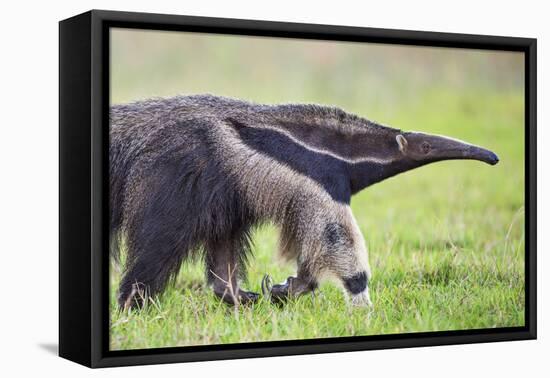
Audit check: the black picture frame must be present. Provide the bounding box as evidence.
[59,9,537,368]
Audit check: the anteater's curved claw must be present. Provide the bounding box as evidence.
[261,274,273,297]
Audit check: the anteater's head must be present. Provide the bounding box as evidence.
[349,127,499,194]
[395,132,499,166]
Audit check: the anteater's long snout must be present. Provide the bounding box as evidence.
[402,132,500,166]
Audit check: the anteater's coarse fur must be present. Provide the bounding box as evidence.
[110,94,499,308]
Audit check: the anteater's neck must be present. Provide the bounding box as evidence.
[349,158,423,194]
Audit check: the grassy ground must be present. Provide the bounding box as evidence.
[109,29,525,350]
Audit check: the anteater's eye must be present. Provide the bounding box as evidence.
[421,142,431,154]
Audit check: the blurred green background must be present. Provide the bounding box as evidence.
[110,28,525,350]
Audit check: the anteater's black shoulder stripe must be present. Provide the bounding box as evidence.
[226,117,353,204]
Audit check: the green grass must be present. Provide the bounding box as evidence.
[109,29,525,350]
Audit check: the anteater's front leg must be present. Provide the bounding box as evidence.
[265,205,372,306]
[321,214,372,307]
[205,234,259,305]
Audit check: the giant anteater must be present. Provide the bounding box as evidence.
[110,94,499,309]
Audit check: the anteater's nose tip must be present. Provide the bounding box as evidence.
[488,152,499,165]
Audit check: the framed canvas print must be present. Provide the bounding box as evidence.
[59,10,537,368]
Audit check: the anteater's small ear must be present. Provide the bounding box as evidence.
[396,134,408,153]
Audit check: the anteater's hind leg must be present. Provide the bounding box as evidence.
[117,170,193,310]
[205,230,259,305]
[118,232,186,310]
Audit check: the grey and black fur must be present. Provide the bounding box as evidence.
[110,94,499,309]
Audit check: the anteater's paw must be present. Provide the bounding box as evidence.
[237,290,260,304]
[261,274,291,304]
[350,289,373,308]
[270,284,291,304]
[119,282,148,311]
[214,288,260,305]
